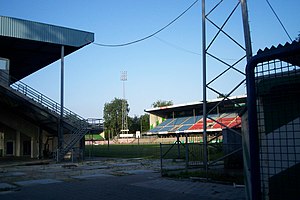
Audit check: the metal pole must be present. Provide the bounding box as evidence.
[120,71,128,135]
[60,45,64,122]
[176,133,180,159]
[56,148,59,163]
[71,148,74,163]
[202,0,208,172]
[160,143,163,175]
[241,1,256,199]
[108,129,110,150]
[58,45,64,161]
[185,134,189,170]
[240,0,253,62]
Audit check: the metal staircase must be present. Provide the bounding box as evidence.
[0,71,102,161]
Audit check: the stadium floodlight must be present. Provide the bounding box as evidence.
[201,0,252,172]
[120,71,129,136]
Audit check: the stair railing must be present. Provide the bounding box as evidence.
[0,71,102,160]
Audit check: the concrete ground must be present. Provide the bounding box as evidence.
[0,158,246,200]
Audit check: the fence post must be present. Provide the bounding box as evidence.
[56,148,59,163]
[160,143,163,176]
[185,134,189,170]
[176,134,180,159]
[71,148,74,163]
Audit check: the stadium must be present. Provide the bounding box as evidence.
[145,95,245,138]
[0,16,102,161]
[0,6,299,199]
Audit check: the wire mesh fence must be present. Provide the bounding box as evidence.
[160,141,243,175]
[255,60,300,199]
[246,43,300,200]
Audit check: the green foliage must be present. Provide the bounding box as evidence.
[217,93,228,98]
[103,98,129,137]
[152,100,173,108]
[296,33,300,42]
[85,134,104,141]
[128,115,140,134]
[140,114,150,132]
[103,98,150,137]
[127,114,150,133]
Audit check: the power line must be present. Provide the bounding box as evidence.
[92,0,199,47]
[154,36,201,56]
[265,0,293,42]
[154,36,238,61]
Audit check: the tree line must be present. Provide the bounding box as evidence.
[103,98,173,139]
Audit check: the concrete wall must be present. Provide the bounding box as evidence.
[0,106,52,158]
[222,127,243,169]
[149,113,163,129]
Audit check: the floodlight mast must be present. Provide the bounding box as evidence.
[201,0,252,175]
[120,71,129,136]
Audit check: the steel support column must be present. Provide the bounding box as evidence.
[241,0,253,62]
[58,45,64,161]
[201,0,252,173]
[202,0,208,172]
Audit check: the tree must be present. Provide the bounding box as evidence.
[128,115,140,134]
[296,33,300,42]
[103,98,129,138]
[217,93,228,98]
[140,114,150,132]
[128,114,150,134]
[152,100,173,108]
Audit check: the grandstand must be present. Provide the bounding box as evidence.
[145,95,246,136]
[0,16,102,161]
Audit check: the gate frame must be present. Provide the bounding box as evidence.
[246,41,300,200]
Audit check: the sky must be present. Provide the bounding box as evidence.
[0,0,299,119]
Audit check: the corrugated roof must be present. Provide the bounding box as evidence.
[0,16,94,82]
[0,16,94,47]
[256,41,300,66]
[145,95,247,115]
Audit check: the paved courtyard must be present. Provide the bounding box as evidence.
[0,158,246,200]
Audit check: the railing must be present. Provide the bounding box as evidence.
[87,118,103,130]
[14,82,86,125]
[0,71,103,160]
[0,71,103,126]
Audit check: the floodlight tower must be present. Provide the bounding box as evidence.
[120,71,129,135]
[201,0,252,171]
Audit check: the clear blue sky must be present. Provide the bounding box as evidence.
[1,0,299,118]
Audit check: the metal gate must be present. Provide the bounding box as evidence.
[246,41,300,200]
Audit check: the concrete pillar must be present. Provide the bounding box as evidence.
[16,131,20,157]
[38,128,43,159]
[31,137,34,158]
[0,132,4,156]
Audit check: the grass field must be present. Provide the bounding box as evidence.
[84,143,224,161]
[85,144,163,159]
[84,143,243,183]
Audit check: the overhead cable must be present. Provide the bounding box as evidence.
[93,0,199,47]
[154,36,201,56]
[265,0,292,42]
[155,36,238,61]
